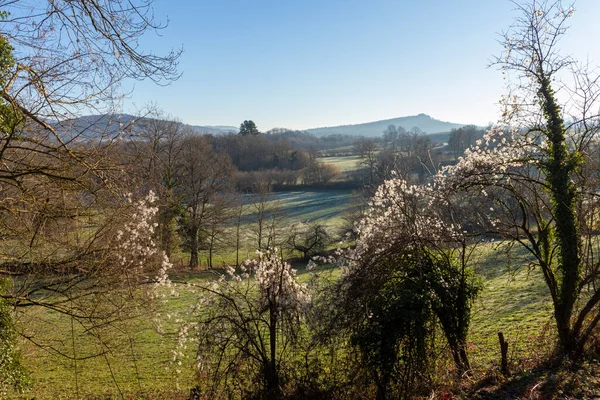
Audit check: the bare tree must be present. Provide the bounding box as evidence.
[250,177,271,251]
[0,0,181,380]
[175,135,235,269]
[234,197,245,267]
[1,0,180,125]
[124,108,186,257]
[287,222,330,261]
[301,161,341,185]
[204,193,238,269]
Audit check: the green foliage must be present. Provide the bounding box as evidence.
[351,256,435,399]
[238,119,260,136]
[0,35,14,83]
[348,248,480,399]
[425,249,481,373]
[0,32,27,396]
[0,34,21,133]
[14,241,583,397]
[0,279,28,394]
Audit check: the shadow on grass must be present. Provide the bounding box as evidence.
[470,359,600,399]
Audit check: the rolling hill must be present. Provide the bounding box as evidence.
[51,114,238,140]
[305,113,466,137]
[51,113,470,143]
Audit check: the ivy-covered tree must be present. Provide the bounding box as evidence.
[438,0,600,360]
[329,176,481,398]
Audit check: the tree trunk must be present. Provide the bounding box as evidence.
[189,226,199,269]
[208,234,214,269]
[257,218,263,250]
[539,74,581,358]
[265,303,280,398]
[236,213,241,267]
[375,379,388,400]
[450,340,471,376]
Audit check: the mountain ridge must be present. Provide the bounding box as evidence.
[305,113,467,137]
[51,114,239,138]
[52,113,470,139]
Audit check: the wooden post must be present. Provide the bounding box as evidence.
[498,331,510,376]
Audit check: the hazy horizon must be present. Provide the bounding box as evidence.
[121,0,600,131]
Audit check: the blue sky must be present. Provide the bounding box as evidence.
[123,0,600,131]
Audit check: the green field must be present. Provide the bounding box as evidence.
[316,155,363,173]
[259,189,355,225]
[177,189,357,268]
[11,238,562,399]
[468,242,555,369]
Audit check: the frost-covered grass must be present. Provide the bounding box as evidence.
[182,189,356,267]
[12,241,558,398]
[265,189,355,226]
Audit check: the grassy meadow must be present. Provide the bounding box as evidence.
[6,159,590,398]
[13,240,561,398]
[316,155,362,173]
[175,189,357,268]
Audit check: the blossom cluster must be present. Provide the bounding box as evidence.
[246,248,310,313]
[436,125,538,191]
[113,191,172,285]
[343,124,543,273]
[351,176,458,264]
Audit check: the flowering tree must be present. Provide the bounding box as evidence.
[0,0,179,379]
[182,249,309,398]
[329,175,481,398]
[433,0,600,360]
[7,191,172,330]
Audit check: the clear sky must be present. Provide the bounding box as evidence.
[123,0,600,131]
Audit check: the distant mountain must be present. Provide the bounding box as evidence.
[188,124,238,135]
[53,113,469,142]
[306,114,466,137]
[51,114,239,139]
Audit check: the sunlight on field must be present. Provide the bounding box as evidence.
[468,242,554,371]
[168,189,357,269]
[14,241,558,398]
[316,155,363,173]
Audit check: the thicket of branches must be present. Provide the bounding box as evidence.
[0,0,180,391]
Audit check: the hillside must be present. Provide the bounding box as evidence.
[306,113,466,137]
[53,113,471,144]
[53,114,238,139]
